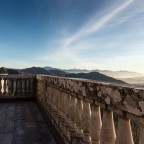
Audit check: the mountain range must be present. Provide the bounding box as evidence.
[65,72,125,84]
[0,67,24,74]
[43,66,144,78]
[1,66,144,84]
[0,66,126,84]
[43,66,144,84]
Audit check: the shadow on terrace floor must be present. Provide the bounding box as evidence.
[0,101,58,144]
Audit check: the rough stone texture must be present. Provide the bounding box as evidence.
[36,75,144,144]
[0,101,57,144]
[36,75,144,118]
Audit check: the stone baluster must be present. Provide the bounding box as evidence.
[45,86,50,108]
[50,87,55,115]
[58,90,65,131]
[46,86,51,113]
[46,86,53,112]
[74,98,83,143]
[57,89,63,126]
[37,80,42,101]
[36,80,39,97]
[39,80,44,102]
[17,79,21,96]
[55,89,61,111]
[139,125,144,144]
[12,79,16,96]
[57,89,61,110]
[61,92,67,136]
[58,91,65,132]
[15,79,18,96]
[100,110,116,144]
[69,96,78,143]
[30,79,34,97]
[61,91,67,115]
[26,79,30,96]
[43,80,47,109]
[50,87,58,125]
[116,117,134,144]
[7,78,12,96]
[70,96,76,122]
[3,77,7,96]
[53,88,57,112]
[0,77,2,96]
[54,88,60,125]
[90,105,102,144]
[22,78,25,96]
[55,89,61,127]
[82,101,91,144]
[66,93,71,118]
[65,93,72,142]
[54,88,61,124]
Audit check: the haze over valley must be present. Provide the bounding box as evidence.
[1,66,144,85]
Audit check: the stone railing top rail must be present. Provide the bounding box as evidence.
[0,74,35,79]
[37,75,144,123]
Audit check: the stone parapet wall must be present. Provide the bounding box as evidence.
[36,75,144,144]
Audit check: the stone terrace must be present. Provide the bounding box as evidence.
[0,74,144,144]
[0,101,57,144]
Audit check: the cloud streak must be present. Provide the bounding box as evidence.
[64,0,134,46]
[36,0,144,72]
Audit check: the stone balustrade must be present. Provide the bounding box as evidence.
[1,74,144,143]
[36,75,144,144]
[0,74,35,97]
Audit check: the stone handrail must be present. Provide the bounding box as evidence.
[36,75,144,144]
[0,74,35,97]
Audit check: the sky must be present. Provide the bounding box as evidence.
[0,0,144,72]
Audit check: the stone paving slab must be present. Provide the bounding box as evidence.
[0,101,57,144]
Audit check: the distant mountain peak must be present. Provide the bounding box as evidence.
[65,71,126,84]
[0,67,24,74]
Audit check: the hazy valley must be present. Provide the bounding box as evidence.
[1,66,144,85]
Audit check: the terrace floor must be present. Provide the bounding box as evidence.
[0,101,58,144]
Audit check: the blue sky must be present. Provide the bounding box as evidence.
[0,0,144,72]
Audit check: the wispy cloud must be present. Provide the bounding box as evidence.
[36,0,144,71]
[107,0,144,28]
[64,0,134,46]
